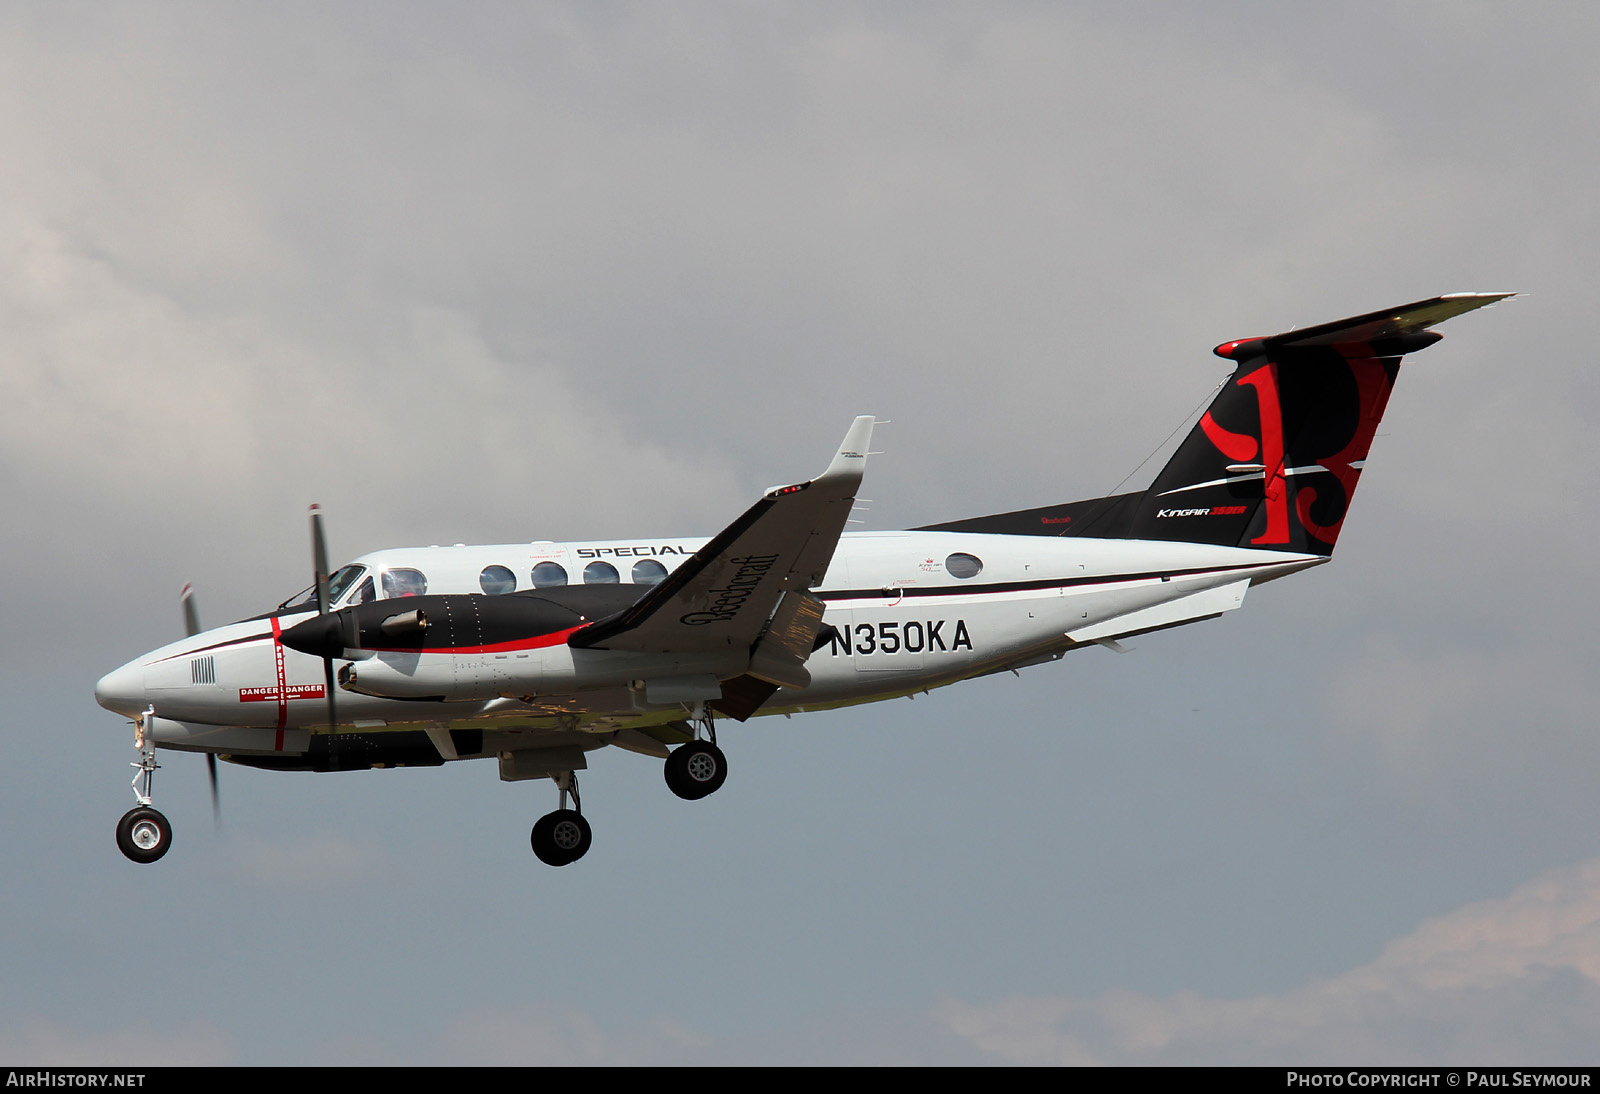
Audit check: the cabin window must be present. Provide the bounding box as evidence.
[631,559,668,586]
[479,565,517,595]
[945,552,983,579]
[381,568,428,598]
[531,561,568,588]
[350,577,376,605]
[583,561,620,584]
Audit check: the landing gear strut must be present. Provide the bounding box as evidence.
[117,708,172,864]
[664,702,728,801]
[530,770,592,866]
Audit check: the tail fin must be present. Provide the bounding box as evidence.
[919,293,1512,554]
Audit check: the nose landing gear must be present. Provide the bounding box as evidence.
[117,709,172,864]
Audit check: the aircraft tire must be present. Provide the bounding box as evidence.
[531,809,591,866]
[116,807,172,864]
[664,741,728,801]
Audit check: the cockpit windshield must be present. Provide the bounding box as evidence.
[277,565,368,611]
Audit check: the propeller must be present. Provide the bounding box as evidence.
[181,583,201,640]
[308,504,340,738]
[181,584,221,824]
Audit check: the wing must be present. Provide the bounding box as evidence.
[569,416,875,655]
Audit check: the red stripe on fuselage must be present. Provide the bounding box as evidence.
[269,617,289,730]
[356,625,584,657]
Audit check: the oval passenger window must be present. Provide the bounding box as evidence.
[479,565,517,595]
[531,561,569,588]
[631,559,668,586]
[945,552,983,579]
[584,561,620,584]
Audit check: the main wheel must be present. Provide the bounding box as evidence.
[116,807,172,864]
[664,741,728,800]
[530,809,592,866]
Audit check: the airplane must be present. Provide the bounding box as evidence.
[95,292,1511,866]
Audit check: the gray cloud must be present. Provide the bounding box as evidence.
[0,1020,232,1067]
[13,855,1595,1065]
[936,856,1600,1065]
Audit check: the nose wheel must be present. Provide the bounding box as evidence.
[117,807,172,864]
[531,770,592,866]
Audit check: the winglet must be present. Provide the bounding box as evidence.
[820,415,875,484]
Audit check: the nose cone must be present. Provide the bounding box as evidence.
[94,659,147,717]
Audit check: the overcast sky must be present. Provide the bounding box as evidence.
[2,1,1597,1065]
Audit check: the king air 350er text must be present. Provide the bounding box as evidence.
[95,294,1511,866]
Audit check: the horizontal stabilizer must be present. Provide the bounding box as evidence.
[1217,292,1514,356]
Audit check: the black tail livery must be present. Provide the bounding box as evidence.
[920,293,1512,555]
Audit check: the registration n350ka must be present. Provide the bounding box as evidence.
[95,294,1509,866]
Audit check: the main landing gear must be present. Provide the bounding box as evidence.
[530,770,592,867]
[117,709,172,864]
[527,704,731,867]
[663,702,728,801]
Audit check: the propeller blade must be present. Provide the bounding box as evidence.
[182,585,221,822]
[181,584,201,637]
[310,503,331,615]
[206,752,220,825]
[308,503,340,734]
[323,656,339,733]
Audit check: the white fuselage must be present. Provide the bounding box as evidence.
[95,531,1321,761]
